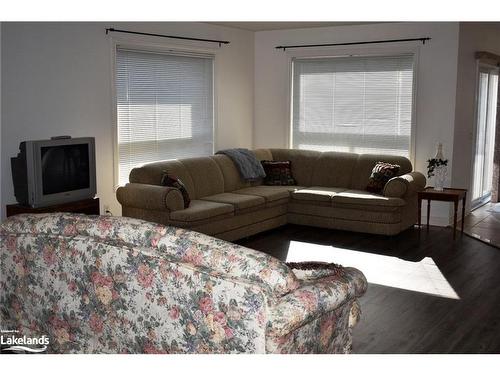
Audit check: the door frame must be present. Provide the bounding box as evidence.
[470,62,499,210]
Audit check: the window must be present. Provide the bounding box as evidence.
[115,47,214,186]
[291,54,415,157]
[471,64,498,206]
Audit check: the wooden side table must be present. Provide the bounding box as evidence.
[417,187,467,239]
[6,198,100,217]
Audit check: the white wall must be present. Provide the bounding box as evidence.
[3,21,481,226]
[1,22,254,219]
[452,22,500,212]
[254,22,460,225]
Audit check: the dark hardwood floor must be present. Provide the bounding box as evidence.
[236,224,500,353]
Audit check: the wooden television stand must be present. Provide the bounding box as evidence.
[6,198,100,217]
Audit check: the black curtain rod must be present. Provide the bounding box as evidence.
[276,37,431,50]
[105,28,230,46]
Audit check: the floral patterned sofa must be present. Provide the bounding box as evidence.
[0,213,367,354]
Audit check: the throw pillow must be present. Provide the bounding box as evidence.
[261,160,297,186]
[160,172,190,209]
[366,162,400,194]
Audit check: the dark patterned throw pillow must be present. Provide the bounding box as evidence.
[160,172,190,208]
[366,162,400,194]
[261,160,297,186]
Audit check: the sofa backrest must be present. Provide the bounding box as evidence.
[128,149,413,196]
[130,157,225,199]
[269,148,413,190]
[129,150,273,196]
[310,152,359,188]
[210,154,251,192]
[269,149,322,186]
[1,213,299,299]
[130,159,197,198]
[177,157,225,198]
[0,213,300,353]
[252,148,273,162]
[350,154,413,191]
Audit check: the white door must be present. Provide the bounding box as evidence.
[471,64,499,209]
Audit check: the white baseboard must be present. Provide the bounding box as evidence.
[419,215,451,227]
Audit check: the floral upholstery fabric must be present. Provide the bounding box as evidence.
[0,213,367,354]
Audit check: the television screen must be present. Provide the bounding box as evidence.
[41,144,91,195]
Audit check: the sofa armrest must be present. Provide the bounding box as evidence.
[116,183,184,212]
[383,171,426,198]
[267,266,367,337]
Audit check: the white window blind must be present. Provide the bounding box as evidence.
[115,48,214,186]
[292,54,415,156]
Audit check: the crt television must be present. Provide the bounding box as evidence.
[11,136,97,208]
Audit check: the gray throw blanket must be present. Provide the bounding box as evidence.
[216,148,266,181]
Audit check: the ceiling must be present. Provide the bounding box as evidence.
[207,22,378,32]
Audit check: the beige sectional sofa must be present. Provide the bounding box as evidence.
[116,149,426,241]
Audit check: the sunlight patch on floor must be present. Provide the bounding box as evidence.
[286,240,460,300]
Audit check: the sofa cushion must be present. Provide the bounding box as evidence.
[210,154,251,192]
[288,201,401,221]
[201,193,265,212]
[331,189,406,207]
[292,187,347,202]
[233,186,293,203]
[179,157,225,199]
[282,185,306,193]
[253,148,274,161]
[169,200,234,222]
[310,152,358,188]
[331,206,402,223]
[270,149,321,186]
[191,205,288,238]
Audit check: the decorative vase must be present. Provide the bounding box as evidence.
[433,143,447,191]
[434,165,447,191]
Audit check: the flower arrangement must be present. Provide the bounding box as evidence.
[426,157,448,178]
[427,143,448,191]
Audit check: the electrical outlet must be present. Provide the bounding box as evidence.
[103,204,113,216]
